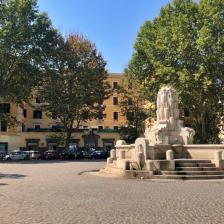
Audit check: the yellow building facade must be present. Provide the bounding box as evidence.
[0,73,127,154]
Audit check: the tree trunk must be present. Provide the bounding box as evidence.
[201,113,206,143]
[65,130,72,150]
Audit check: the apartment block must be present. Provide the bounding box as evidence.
[0,73,126,154]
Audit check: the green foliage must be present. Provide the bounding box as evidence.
[0,113,17,128]
[119,126,139,144]
[46,133,66,147]
[119,74,150,136]
[127,0,224,143]
[40,34,110,149]
[0,0,58,104]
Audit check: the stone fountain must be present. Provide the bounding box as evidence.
[100,87,224,179]
[145,87,195,145]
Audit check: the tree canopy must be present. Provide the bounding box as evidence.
[118,74,151,142]
[0,0,58,104]
[127,0,224,143]
[40,34,110,149]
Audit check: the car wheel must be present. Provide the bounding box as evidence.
[7,157,11,161]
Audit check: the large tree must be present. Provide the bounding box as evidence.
[0,0,58,104]
[118,73,150,142]
[127,0,224,143]
[40,34,110,150]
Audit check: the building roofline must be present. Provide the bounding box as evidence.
[108,73,124,77]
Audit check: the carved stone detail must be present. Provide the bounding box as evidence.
[145,87,195,145]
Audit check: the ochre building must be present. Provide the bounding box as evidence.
[0,73,127,153]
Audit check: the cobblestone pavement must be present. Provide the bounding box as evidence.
[1,161,224,224]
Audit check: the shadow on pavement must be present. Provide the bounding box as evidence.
[0,173,27,179]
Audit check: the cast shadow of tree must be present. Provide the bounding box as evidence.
[0,173,27,179]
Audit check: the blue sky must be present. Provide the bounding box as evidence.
[37,0,170,73]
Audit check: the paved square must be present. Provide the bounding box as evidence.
[0,161,224,224]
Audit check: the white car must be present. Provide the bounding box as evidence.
[4,150,28,160]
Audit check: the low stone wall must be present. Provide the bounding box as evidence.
[105,142,224,176]
[115,144,135,159]
[183,145,224,160]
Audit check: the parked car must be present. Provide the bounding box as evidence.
[91,150,109,159]
[81,148,109,159]
[4,150,29,161]
[75,150,83,159]
[59,150,83,160]
[81,149,93,159]
[59,150,75,160]
[29,151,42,160]
[44,150,59,160]
[0,152,6,160]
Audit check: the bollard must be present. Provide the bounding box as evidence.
[115,140,127,147]
[107,157,113,164]
[137,152,145,169]
[214,150,222,161]
[110,149,116,159]
[119,150,125,159]
[166,150,174,160]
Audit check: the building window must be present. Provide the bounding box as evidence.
[0,103,10,113]
[0,121,7,132]
[184,109,190,117]
[98,111,104,120]
[83,126,88,129]
[34,124,41,130]
[103,142,114,151]
[98,126,103,130]
[48,142,57,150]
[22,123,26,132]
[113,97,118,105]
[82,111,89,120]
[114,126,119,130]
[128,98,133,105]
[112,81,118,89]
[36,97,41,103]
[126,112,134,121]
[51,125,62,132]
[52,112,57,120]
[33,110,42,119]
[26,140,39,151]
[0,143,8,154]
[23,109,27,118]
[113,112,119,120]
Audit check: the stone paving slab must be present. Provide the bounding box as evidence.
[0,161,224,224]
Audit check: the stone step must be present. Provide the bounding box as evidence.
[161,171,224,176]
[102,166,125,176]
[176,167,220,171]
[175,163,215,168]
[125,170,152,179]
[175,159,212,163]
[106,163,117,168]
[152,175,224,180]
